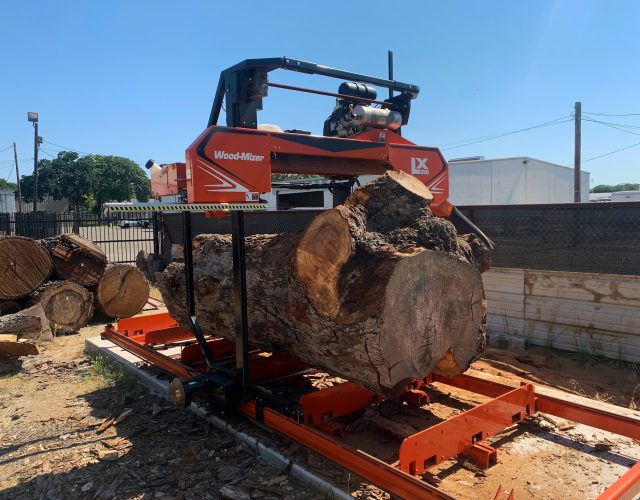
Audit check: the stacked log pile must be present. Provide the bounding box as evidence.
[158,171,491,397]
[0,233,149,346]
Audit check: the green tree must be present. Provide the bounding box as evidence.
[21,159,63,202]
[92,155,151,212]
[20,151,151,214]
[0,179,17,191]
[591,183,640,193]
[21,152,94,215]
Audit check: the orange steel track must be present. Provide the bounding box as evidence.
[102,313,640,499]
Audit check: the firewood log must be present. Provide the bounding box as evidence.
[40,234,107,287]
[95,265,149,318]
[0,236,52,300]
[29,281,94,334]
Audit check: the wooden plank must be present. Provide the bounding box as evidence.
[0,339,39,357]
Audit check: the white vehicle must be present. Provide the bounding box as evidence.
[117,219,149,229]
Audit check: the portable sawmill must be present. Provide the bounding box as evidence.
[103,57,640,499]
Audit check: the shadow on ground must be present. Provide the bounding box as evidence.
[0,365,308,500]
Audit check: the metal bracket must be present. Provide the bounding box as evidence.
[399,383,535,476]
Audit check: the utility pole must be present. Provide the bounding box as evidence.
[12,142,22,212]
[27,112,40,212]
[574,101,582,202]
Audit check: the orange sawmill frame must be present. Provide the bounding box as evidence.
[102,312,640,499]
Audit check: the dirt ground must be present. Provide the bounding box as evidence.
[1,314,639,499]
[0,322,322,500]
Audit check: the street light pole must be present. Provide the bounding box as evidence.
[33,120,39,212]
[27,112,40,212]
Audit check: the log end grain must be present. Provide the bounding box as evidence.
[295,209,353,318]
[96,265,149,319]
[0,236,53,300]
[35,281,94,334]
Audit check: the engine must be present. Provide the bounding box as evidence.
[323,82,403,138]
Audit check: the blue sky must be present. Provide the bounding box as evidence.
[1,0,638,186]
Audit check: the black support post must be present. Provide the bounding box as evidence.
[152,212,160,254]
[231,210,250,400]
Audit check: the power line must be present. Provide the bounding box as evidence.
[583,117,640,136]
[39,149,57,159]
[583,119,640,130]
[5,159,14,182]
[0,145,13,153]
[567,140,640,166]
[441,115,572,147]
[42,140,89,155]
[0,156,32,165]
[441,115,573,151]
[584,111,640,117]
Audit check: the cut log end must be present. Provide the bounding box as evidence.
[295,209,353,318]
[96,265,150,318]
[32,281,94,334]
[356,250,485,397]
[0,236,52,300]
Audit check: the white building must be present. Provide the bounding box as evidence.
[611,191,640,202]
[448,156,590,206]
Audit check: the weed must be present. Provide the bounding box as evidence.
[85,352,138,390]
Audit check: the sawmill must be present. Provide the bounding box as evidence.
[91,57,640,499]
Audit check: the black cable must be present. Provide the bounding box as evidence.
[441,115,573,150]
[584,112,640,117]
[567,140,640,166]
[583,118,640,130]
[0,145,13,153]
[43,140,88,155]
[441,115,572,147]
[583,117,640,136]
[5,160,14,182]
[39,149,57,159]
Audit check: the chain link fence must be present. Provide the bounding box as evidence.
[161,203,640,276]
[459,202,640,275]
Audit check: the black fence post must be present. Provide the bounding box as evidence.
[152,212,160,254]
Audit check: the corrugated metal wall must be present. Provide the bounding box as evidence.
[484,267,640,363]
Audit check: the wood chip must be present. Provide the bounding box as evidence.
[102,437,129,449]
[97,449,120,461]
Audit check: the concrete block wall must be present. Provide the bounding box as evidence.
[483,267,640,363]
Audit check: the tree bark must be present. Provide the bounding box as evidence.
[40,234,107,287]
[0,236,53,300]
[95,265,150,318]
[158,171,489,398]
[136,249,166,284]
[0,303,52,341]
[29,281,94,334]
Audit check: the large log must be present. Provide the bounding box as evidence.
[0,236,53,300]
[136,249,166,284]
[29,281,94,334]
[40,234,107,287]
[158,171,489,398]
[95,265,150,318]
